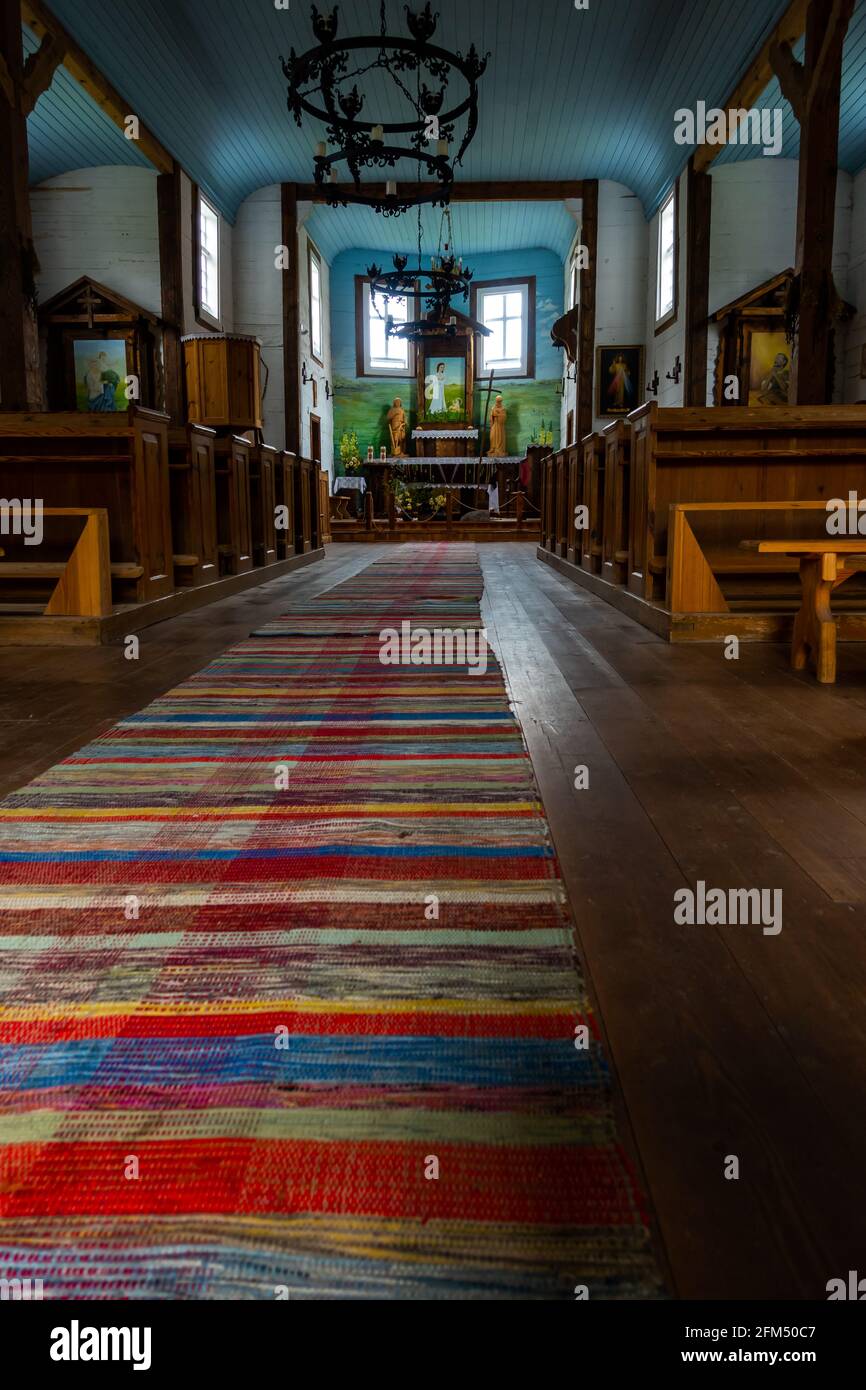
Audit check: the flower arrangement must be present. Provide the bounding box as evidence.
[391,479,447,521]
[339,430,361,474]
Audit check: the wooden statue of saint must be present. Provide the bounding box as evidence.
[486,394,507,457]
[388,397,407,457]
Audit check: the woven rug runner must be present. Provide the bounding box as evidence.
[0,543,663,1299]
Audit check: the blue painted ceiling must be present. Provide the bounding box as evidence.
[303,199,579,262]
[23,0,866,242]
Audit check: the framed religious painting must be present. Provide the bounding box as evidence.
[420,352,467,424]
[595,345,643,418]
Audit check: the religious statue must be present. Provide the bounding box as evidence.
[486,394,507,457]
[387,397,407,456]
[757,352,790,406]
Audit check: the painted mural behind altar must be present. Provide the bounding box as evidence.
[330,248,563,469]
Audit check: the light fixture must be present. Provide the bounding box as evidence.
[282,3,489,216]
[366,207,489,342]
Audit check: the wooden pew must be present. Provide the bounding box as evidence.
[214,435,253,575]
[249,442,278,568]
[554,450,569,559]
[293,455,314,554]
[627,403,866,601]
[0,408,173,603]
[581,432,604,573]
[168,423,218,588]
[274,452,296,561]
[742,539,866,683]
[541,453,556,551]
[601,420,630,585]
[665,501,866,613]
[562,444,581,564]
[0,507,112,616]
[318,470,332,546]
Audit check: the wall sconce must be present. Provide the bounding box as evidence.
[325,379,330,400]
[646,369,660,397]
[666,355,682,385]
[301,361,308,385]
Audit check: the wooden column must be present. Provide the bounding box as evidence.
[577,180,598,446]
[0,0,42,408]
[157,163,185,423]
[281,183,301,455]
[684,156,712,406]
[771,0,855,403]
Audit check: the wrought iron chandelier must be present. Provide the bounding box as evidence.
[281,3,488,216]
[367,208,489,342]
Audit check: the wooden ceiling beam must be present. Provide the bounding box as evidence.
[295,180,586,204]
[20,0,174,173]
[692,0,810,173]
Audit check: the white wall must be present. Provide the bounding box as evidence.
[704,159,852,405]
[31,166,162,314]
[297,211,334,477]
[233,184,284,448]
[645,169,687,408]
[594,179,647,431]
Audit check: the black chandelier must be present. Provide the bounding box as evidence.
[366,208,489,342]
[281,3,488,216]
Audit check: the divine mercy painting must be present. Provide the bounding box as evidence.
[596,345,643,418]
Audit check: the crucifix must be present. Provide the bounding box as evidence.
[76,286,101,329]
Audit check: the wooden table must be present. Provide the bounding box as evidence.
[742,539,866,683]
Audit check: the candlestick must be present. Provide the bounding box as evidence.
[371,124,384,142]
[437,138,449,156]
[316,141,327,158]
[385,180,396,197]
[380,446,387,461]
[367,447,374,461]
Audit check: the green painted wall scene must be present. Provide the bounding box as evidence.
[330,247,564,473]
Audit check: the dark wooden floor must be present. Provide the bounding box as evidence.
[2,541,865,1300]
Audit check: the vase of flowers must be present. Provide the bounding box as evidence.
[340,430,361,475]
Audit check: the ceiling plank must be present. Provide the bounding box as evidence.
[21,0,174,173]
[692,0,810,173]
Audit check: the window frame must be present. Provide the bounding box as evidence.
[354,274,417,378]
[471,276,536,380]
[654,183,679,334]
[193,187,222,331]
[308,239,324,367]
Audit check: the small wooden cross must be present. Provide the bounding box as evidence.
[76,286,101,328]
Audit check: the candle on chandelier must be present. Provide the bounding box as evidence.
[437,138,449,156]
[371,124,384,142]
[385,180,397,197]
[316,141,327,158]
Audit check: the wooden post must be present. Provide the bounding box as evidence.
[0,0,42,409]
[684,156,712,406]
[577,180,598,446]
[281,183,301,455]
[771,0,855,402]
[364,490,374,532]
[157,164,185,423]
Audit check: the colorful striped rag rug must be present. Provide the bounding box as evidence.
[0,543,663,1299]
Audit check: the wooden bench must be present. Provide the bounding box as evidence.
[741,539,866,683]
[274,452,296,560]
[168,423,218,588]
[601,420,630,585]
[249,442,279,567]
[628,403,866,601]
[0,507,113,616]
[0,408,173,604]
[580,432,604,573]
[214,435,253,575]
